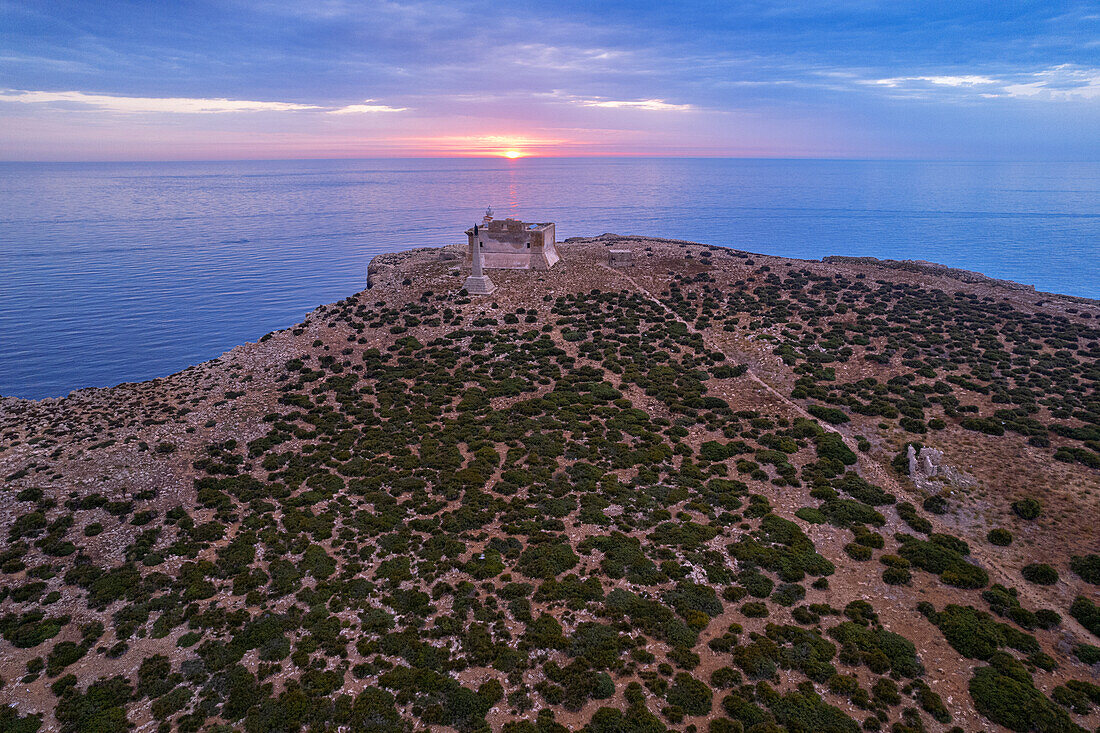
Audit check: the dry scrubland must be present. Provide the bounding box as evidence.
[1,236,1099,733]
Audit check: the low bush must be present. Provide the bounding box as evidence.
[924,604,1039,660]
[741,602,768,618]
[844,543,872,561]
[665,673,713,715]
[758,681,860,733]
[896,534,987,589]
[969,653,1081,733]
[1074,643,1100,665]
[1070,596,1100,638]
[516,542,578,580]
[1020,563,1058,586]
[809,405,850,424]
[1070,554,1100,585]
[882,567,911,585]
[727,514,834,582]
[55,675,133,733]
[922,495,948,515]
[1010,498,1041,520]
[827,622,922,678]
[771,583,805,607]
[896,502,932,534]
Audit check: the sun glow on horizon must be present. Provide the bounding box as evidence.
[502,150,525,158]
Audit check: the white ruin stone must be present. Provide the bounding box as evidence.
[907,444,976,492]
[464,207,559,271]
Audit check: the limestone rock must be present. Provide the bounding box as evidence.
[907,444,976,493]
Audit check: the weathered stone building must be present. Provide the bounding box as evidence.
[465,208,559,271]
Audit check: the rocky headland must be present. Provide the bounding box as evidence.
[2,236,1099,733]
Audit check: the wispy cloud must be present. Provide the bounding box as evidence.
[328,100,408,114]
[869,75,998,88]
[508,44,628,72]
[577,98,694,111]
[0,90,321,113]
[853,66,1100,103]
[996,65,1100,101]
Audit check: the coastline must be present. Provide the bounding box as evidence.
[5,233,1099,406]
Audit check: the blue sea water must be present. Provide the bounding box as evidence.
[2,158,1099,400]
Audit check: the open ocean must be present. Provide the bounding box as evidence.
[2,158,1098,400]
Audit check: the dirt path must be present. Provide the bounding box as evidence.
[595,262,855,443]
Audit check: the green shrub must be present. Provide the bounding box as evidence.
[738,571,773,599]
[922,495,948,515]
[1052,681,1099,715]
[833,473,894,506]
[827,622,921,678]
[814,433,857,466]
[151,686,192,719]
[46,641,86,677]
[958,416,1003,435]
[896,502,932,534]
[1070,596,1100,638]
[1020,563,1058,586]
[604,589,696,648]
[666,673,713,715]
[1010,498,1041,520]
[0,707,43,733]
[986,528,1012,546]
[710,666,742,690]
[1070,554,1100,585]
[663,581,723,618]
[1074,643,1100,665]
[727,514,834,582]
[844,543,872,561]
[1036,609,1062,630]
[55,675,133,733]
[882,567,911,585]
[820,499,885,528]
[910,679,951,724]
[980,584,1048,630]
[896,534,987,589]
[741,602,768,618]
[721,690,772,729]
[712,364,748,379]
[517,542,579,579]
[0,611,70,649]
[927,604,1039,660]
[760,681,860,733]
[969,653,1081,733]
[771,583,805,607]
[795,507,826,524]
[809,405,849,424]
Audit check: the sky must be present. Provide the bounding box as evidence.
[1,1,1099,160]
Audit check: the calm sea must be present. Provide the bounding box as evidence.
[2,158,1099,400]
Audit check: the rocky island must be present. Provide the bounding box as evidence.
[2,235,1099,733]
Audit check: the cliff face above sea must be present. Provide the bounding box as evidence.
[2,236,1099,733]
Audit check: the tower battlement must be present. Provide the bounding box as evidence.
[465,216,559,271]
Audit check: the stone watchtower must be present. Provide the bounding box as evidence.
[465,208,559,272]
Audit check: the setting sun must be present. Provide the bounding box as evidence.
[502,150,524,158]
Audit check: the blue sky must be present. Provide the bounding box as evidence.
[1,1,1099,160]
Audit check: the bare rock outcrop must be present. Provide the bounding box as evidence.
[907,444,977,493]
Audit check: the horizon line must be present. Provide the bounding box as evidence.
[3,154,1098,164]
